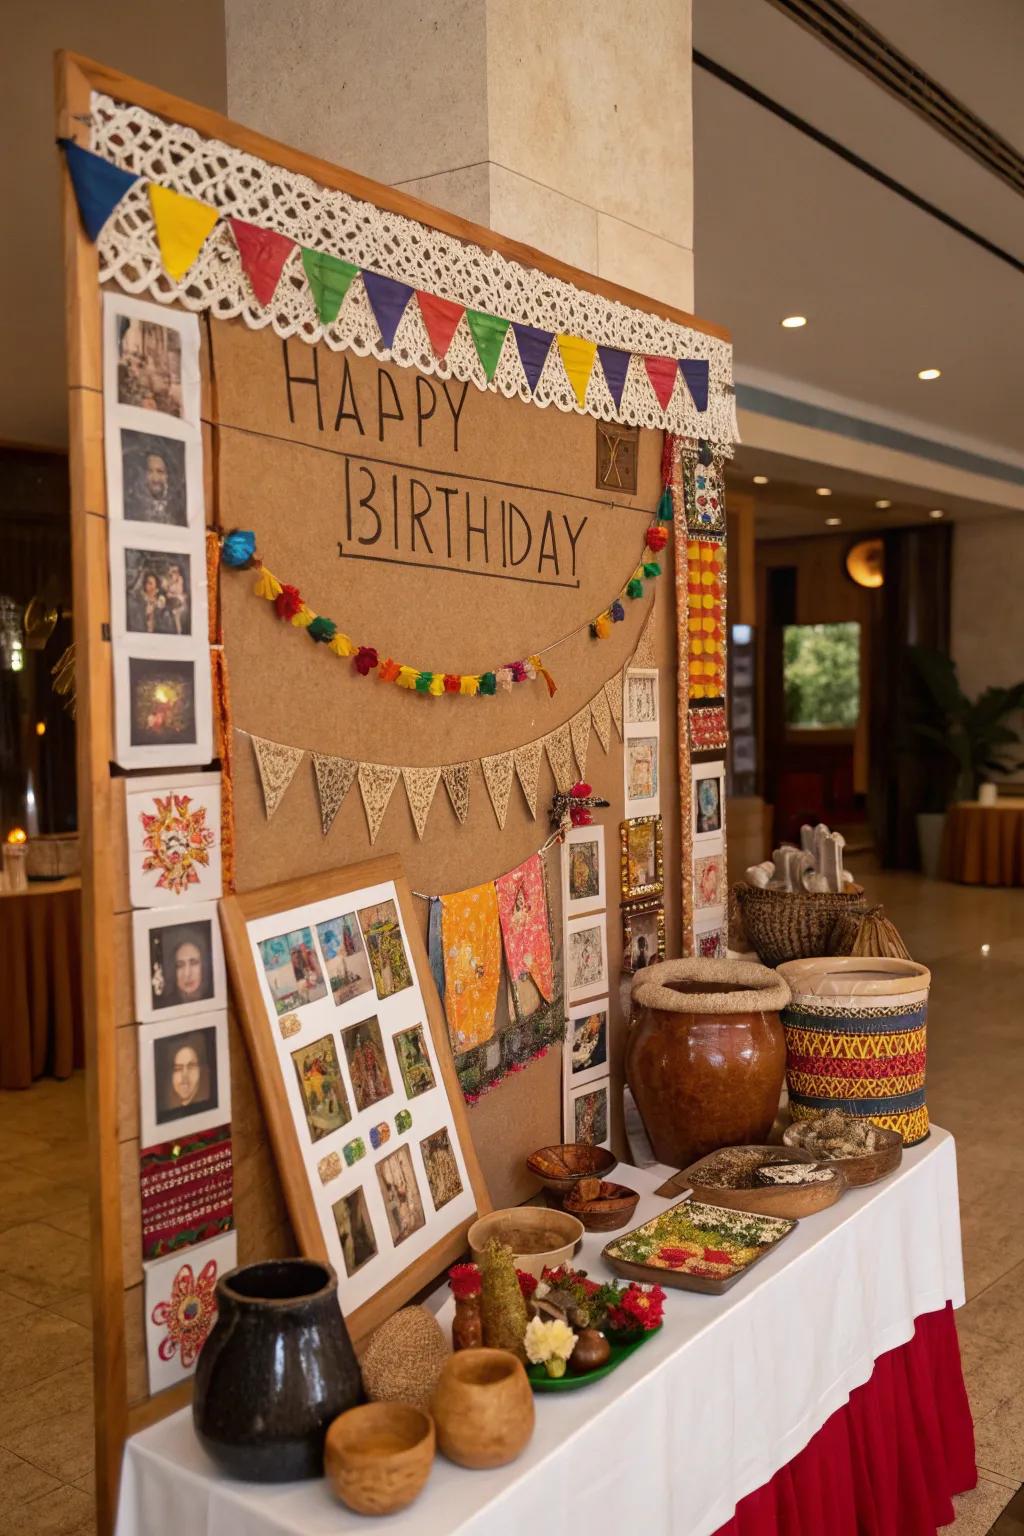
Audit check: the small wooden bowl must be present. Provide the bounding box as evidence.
[782,1122,903,1186]
[468,1205,584,1278]
[325,1402,434,1516]
[676,1145,847,1219]
[563,1180,640,1231]
[525,1142,618,1199]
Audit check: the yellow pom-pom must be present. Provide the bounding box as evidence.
[292,605,316,628]
[254,569,283,601]
[428,675,445,697]
[595,613,612,639]
[328,632,354,658]
[460,675,480,696]
[397,666,420,690]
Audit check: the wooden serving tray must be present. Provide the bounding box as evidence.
[661,1145,847,1220]
[602,1198,797,1296]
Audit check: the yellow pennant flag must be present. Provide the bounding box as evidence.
[557,334,597,409]
[148,184,219,281]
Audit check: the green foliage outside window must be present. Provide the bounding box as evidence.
[784,623,860,729]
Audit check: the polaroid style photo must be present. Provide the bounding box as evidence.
[108,524,207,643]
[107,423,205,533]
[132,901,227,1024]
[624,727,660,816]
[138,1011,231,1145]
[113,639,213,770]
[693,914,728,960]
[562,824,606,919]
[692,759,726,846]
[103,292,202,430]
[125,771,222,910]
[624,668,659,727]
[144,1229,237,1395]
[568,1077,612,1150]
[693,848,726,923]
[565,913,609,1005]
[566,998,610,1088]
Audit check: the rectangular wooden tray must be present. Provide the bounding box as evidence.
[602,1197,797,1295]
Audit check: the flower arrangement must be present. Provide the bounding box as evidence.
[523,1317,577,1379]
[605,1280,666,1335]
[447,1262,482,1299]
[525,1263,664,1336]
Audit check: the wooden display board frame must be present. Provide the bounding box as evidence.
[56,49,730,1535]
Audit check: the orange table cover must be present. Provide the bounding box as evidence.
[0,878,84,1088]
[942,799,1024,886]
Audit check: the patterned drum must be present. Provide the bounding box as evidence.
[777,957,931,1147]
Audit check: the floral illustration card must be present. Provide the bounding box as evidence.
[143,1228,236,1394]
[125,771,222,908]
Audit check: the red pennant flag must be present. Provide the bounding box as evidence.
[417,290,465,361]
[229,218,295,307]
[644,355,678,411]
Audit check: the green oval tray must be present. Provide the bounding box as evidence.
[526,1324,661,1391]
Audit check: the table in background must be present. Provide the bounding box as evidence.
[0,876,84,1088]
[943,797,1024,885]
[116,1131,974,1536]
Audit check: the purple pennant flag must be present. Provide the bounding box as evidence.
[511,323,553,394]
[597,346,630,411]
[362,270,414,351]
[679,358,710,413]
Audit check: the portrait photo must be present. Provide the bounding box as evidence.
[332,1186,378,1279]
[420,1128,463,1212]
[115,312,184,417]
[572,1081,610,1149]
[341,1016,394,1113]
[127,655,197,748]
[566,915,608,1004]
[694,852,725,913]
[138,1010,231,1145]
[562,824,605,919]
[123,545,193,636]
[394,1025,436,1100]
[258,927,328,1015]
[620,815,664,900]
[625,668,658,725]
[622,902,666,975]
[291,1034,351,1142]
[624,733,659,812]
[120,429,188,525]
[315,913,373,1006]
[153,1025,218,1125]
[376,1144,426,1247]
[357,900,413,998]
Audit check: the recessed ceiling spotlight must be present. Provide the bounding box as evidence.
[815,487,832,497]
[781,315,807,329]
[917,368,942,380]
[929,508,945,519]
[752,475,769,485]
[825,516,842,527]
[875,499,892,509]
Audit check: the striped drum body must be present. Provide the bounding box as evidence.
[777,958,931,1147]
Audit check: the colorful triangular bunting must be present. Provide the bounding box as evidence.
[590,688,612,752]
[513,739,543,819]
[358,762,400,845]
[597,345,630,411]
[557,334,597,409]
[442,762,471,824]
[604,674,624,739]
[465,310,510,381]
[679,358,710,412]
[147,184,219,282]
[251,734,304,821]
[481,752,516,830]
[511,323,553,394]
[362,270,414,352]
[402,765,441,840]
[569,706,592,779]
[417,291,465,361]
[229,218,295,308]
[644,354,678,411]
[545,723,574,792]
[311,752,357,835]
[301,248,359,325]
[58,139,139,242]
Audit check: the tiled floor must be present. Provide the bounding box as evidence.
[0,868,1022,1534]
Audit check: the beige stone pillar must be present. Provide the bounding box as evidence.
[224,0,694,310]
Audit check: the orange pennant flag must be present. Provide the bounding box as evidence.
[148,184,219,281]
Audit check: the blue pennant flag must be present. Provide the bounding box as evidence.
[362,270,414,352]
[679,358,710,413]
[511,323,553,394]
[597,345,630,411]
[58,138,139,242]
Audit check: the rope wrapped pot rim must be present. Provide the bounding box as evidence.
[630,958,792,1014]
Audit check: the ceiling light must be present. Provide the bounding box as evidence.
[752,475,769,485]
[781,315,807,329]
[815,487,832,497]
[825,517,842,527]
[929,508,945,519]
[917,368,941,380]
[874,499,891,510]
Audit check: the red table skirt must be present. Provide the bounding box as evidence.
[713,1304,976,1536]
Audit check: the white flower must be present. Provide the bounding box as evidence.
[524,1316,576,1365]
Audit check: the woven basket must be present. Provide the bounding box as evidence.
[731,882,868,968]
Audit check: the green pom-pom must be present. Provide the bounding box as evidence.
[626,578,644,599]
[657,487,674,521]
[479,671,497,695]
[643,561,661,579]
[307,615,337,643]
[415,671,432,693]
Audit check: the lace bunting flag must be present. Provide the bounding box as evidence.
[481,752,516,830]
[570,706,592,779]
[545,723,574,792]
[311,752,357,834]
[604,674,624,739]
[442,762,471,824]
[401,766,441,840]
[513,739,543,819]
[632,601,657,668]
[252,734,304,820]
[358,763,400,844]
[590,689,612,752]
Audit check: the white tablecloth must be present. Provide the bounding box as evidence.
[117,1129,964,1536]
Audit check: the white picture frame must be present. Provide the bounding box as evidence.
[132,900,228,1024]
[624,667,659,726]
[692,840,726,926]
[113,637,213,771]
[561,824,606,918]
[562,997,610,1130]
[565,913,609,1004]
[624,725,660,816]
[692,759,726,846]
[693,914,728,961]
[108,522,209,644]
[125,771,223,909]
[103,292,203,433]
[567,1075,612,1150]
[138,1010,232,1146]
[144,1230,237,1395]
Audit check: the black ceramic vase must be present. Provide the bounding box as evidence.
[193,1258,363,1481]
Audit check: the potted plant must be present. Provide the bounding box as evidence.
[908,647,1024,876]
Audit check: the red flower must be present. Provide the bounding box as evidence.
[516,1269,538,1298]
[274,584,303,620]
[353,645,379,676]
[570,781,591,797]
[570,808,593,826]
[448,1262,482,1298]
[444,674,461,693]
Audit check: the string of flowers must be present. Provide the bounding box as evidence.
[219,478,673,700]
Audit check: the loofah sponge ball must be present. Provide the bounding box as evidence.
[360,1306,451,1413]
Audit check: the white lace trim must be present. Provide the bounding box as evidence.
[90,92,735,446]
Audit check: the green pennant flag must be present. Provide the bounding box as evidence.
[465,310,510,381]
[301,248,359,325]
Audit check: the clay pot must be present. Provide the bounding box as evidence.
[430,1348,535,1469]
[194,1259,363,1481]
[325,1402,434,1516]
[627,959,790,1167]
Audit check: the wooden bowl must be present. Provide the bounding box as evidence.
[525,1142,618,1198]
[675,1145,847,1219]
[468,1206,584,1279]
[782,1122,903,1186]
[563,1180,640,1231]
[325,1402,434,1516]
[431,1348,534,1469]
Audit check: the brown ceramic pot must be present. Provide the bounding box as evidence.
[626,959,791,1167]
[430,1348,534,1469]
